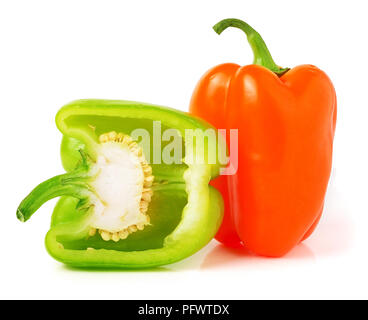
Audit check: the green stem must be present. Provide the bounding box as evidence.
[213,18,289,75]
[17,167,93,222]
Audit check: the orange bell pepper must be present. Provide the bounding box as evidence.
[189,19,337,257]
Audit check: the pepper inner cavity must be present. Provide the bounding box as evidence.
[88,131,153,242]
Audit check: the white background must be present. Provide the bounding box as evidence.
[1,0,367,299]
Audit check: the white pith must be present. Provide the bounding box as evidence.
[88,132,153,241]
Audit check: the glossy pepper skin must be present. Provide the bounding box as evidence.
[190,19,337,257]
[17,100,224,268]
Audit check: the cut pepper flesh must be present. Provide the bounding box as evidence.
[17,100,224,268]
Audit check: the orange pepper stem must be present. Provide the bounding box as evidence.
[213,18,289,76]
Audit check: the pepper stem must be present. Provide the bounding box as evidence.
[17,166,93,222]
[213,18,289,75]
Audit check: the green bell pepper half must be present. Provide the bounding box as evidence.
[17,99,224,268]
